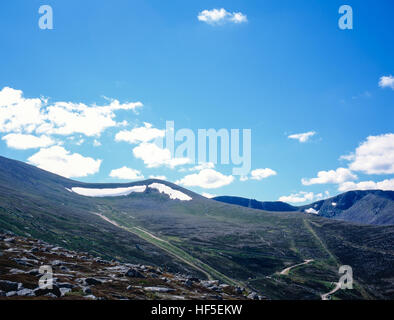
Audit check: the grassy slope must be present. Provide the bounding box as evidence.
[94,193,394,299]
[0,156,394,299]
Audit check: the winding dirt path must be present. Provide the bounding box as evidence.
[91,212,243,287]
[280,259,314,275]
[321,282,342,300]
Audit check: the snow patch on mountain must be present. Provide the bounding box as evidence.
[305,208,319,215]
[69,185,147,197]
[148,183,192,201]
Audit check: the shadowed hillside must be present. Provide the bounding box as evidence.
[213,191,394,226]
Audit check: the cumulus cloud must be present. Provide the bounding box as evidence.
[278,191,324,204]
[0,87,44,133]
[189,162,215,171]
[109,166,144,180]
[197,8,247,25]
[250,168,277,180]
[28,146,101,178]
[133,142,190,168]
[0,87,143,137]
[115,122,164,144]
[302,168,357,185]
[342,133,394,174]
[2,133,55,150]
[41,100,142,137]
[240,168,277,181]
[230,12,248,24]
[176,169,234,189]
[379,75,394,90]
[288,131,316,143]
[338,178,394,192]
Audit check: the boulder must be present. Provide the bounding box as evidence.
[235,287,243,294]
[34,285,61,298]
[0,280,20,292]
[9,268,25,275]
[201,280,219,288]
[84,278,102,286]
[247,292,259,300]
[144,286,175,293]
[82,287,92,294]
[51,260,64,266]
[60,266,70,272]
[60,288,72,296]
[28,269,40,276]
[57,282,75,289]
[125,268,145,278]
[184,279,193,287]
[12,258,33,267]
[17,288,35,296]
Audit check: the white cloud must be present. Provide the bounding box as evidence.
[302,168,357,185]
[278,191,324,204]
[42,100,141,137]
[176,168,234,189]
[0,87,45,133]
[338,178,394,192]
[0,87,143,137]
[93,139,101,147]
[133,142,190,168]
[202,192,217,198]
[239,168,277,181]
[198,8,247,25]
[342,133,394,174]
[2,133,55,150]
[28,146,101,178]
[189,162,215,171]
[109,166,144,180]
[379,75,394,90]
[149,175,167,180]
[230,12,248,24]
[288,131,316,143]
[250,168,277,180]
[115,122,165,144]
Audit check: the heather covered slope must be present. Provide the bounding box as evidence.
[0,155,394,299]
[300,190,394,225]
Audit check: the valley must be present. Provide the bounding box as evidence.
[0,155,393,300]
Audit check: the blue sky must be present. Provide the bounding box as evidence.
[0,0,393,203]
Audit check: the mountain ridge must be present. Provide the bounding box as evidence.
[213,190,394,226]
[1,154,394,299]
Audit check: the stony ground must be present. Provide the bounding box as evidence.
[0,233,256,300]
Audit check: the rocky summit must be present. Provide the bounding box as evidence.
[0,233,252,300]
